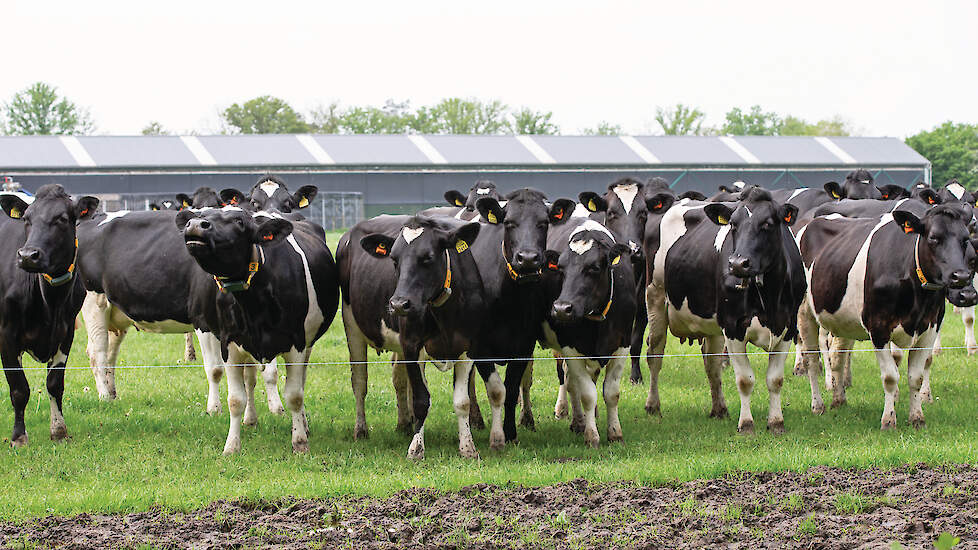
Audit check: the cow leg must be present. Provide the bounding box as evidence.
[874,344,900,430]
[82,292,116,401]
[391,355,415,433]
[242,363,259,427]
[519,360,535,430]
[932,329,943,356]
[452,360,479,459]
[103,329,125,399]
[920,354,934,403]
[703,336,728,418]
[405,358,431,460]
[565,361,585,433]
[566,356,599,448]
[473,363,505,450]
[908,331,937,429]
[502,361,528,443]
[645,284,668,416]
[342,304,371,440]
[725,339,755,433]
[798,303,825,415]
[630,291,647,384]
[262,359,284,414]
[553,354,569,419]
[829,337,853,409]
[46,349,69,441]
[3,349,28,447]
[766,342,790,434]
[222,348,248,455]
[183,332,197,363]
[196,330,224,415]
[281,350,310,453]
[604,350,627,443]
[792,345,807,376]
[963,304,978,355]
[467,367,486,431]
[820,328,833,390]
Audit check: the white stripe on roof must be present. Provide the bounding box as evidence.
[515,136,557,164]
[619,136,660,163]
[815,137,857,164]
[296,135,335,164]
[407,135,448,164]
[59,136,96,167]
[718,136,761,164]
[180,136,217,165]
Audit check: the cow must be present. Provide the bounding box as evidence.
[823,169,882,200]
[150,187,224,212]
[219,175,317,215]
[0,184,97,446]
[796,202,977,429]
[175,206,338,453]
[540,216,637,447]
[936,179,978,355]
[444,180,503,210]
[350,215,488,459]
[645,187,807,433]
[877,184,911,201]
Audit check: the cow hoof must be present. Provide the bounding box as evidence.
[459,444,480,459]
[206,405,221,416]
[910,417,926,430]
[470,414,486,431]
[353,424,369,441]
[10,434,28,448]
[830,398,847,409]
[50,425,68,441]
[812,402,826,415]
[880,416,897,431]
[569,420,585,434]
[630,376,643,385]
[554,407,568,420]
[737,420,754,434]
[968,346,978,356]
[293,439,310,454]
[489,435,505,451]
[242,415,258,427]
[98,392,115,402]
[767,421,785,435]
[608,431,623,443]
[223,440,241,455]
[268,404,286,415]
[585,434,600,449]
[645,404,661,417]
[519,414,536,431]
[920,391,933,404]
[709,407,729,419]
[407,434,425,461]
[792,364,806,376]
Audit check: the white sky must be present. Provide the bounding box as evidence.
[4,0,977,137]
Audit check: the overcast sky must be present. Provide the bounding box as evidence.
[5,0,976,137]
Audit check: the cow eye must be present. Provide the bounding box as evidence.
[585,264,600,274]
[761,221,773,231]
[503,220,517,229]
[536,221,548,230]
[419,254,434,265]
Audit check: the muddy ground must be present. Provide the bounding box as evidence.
[3,464,978,549]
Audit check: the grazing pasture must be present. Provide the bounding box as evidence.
[3,231,978,523]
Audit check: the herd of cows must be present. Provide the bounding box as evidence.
[1,170,976,459]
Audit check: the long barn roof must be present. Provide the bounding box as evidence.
[0,134,928,171]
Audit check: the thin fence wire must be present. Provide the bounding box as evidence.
[7,345,968,371]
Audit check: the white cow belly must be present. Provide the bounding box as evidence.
[133,319,194,333]
[744,316,788,351]
[668,299,722,339]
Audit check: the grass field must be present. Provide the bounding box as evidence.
[3,230,978,521]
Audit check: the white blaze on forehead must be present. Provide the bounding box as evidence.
[259,180,282,197]
[860,180,871,184]
[948,182,967,200]
[569,239,594,255]
[571,202,591,218]
[476,187,491,195]
[612,183,640,214]
[570,219,616,242]
[401,226,424,243]
[733,181,746,190]
[221,205,245,212]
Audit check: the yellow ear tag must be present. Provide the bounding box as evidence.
[487,211,498,224]
[299,197,309,208]
[455,240,468,253]
[587,199,597,212]
[455,199,464,207]
[182,201,190,208]
[831,191,841,199]
[717,215,728,225]
[10,207,21,219]
[611,255,621,266]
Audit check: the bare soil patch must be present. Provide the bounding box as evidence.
[3,464,976,549]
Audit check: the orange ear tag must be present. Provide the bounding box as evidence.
[553,209,563,220]
[903,222,913,234]
[375,244,387,255]
[263,234,274,241]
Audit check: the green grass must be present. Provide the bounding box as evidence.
[3,230,978,520]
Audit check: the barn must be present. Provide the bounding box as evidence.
[0,134,930,226]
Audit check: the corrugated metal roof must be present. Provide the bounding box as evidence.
[0,134,928,171]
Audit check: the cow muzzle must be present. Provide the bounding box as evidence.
[184,218,211,249]
[949,285,978,307]
[728,255,752,278]
[513,250,542,273]
[551,301,576,323]
[16,247,43,272]
[389,296,413,317]
[948,270,972,289]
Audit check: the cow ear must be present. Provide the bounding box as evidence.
[254,218,293,245]
[892,210,924,235]
[176,193,193,209]
[361,234,396,259]
[824,182,844,200]
[578,192,607,213]
[876,187,889,200]
[0,196,30,220]
[676,190,706,201]
[779,203,799,226]
[544,249,561,271]
[220,188,247,207]
[704,203,734,226]
[645,192,675,214]
[75,196,100,220]
[608,243,631,266]
[476,197,506,224]
[174,209,199,230]
[917,189,941,205]
[447,222,480,253]
[718,184,734,193]
[548,198,576,225]
[444,190,466,208]
[149,203,161,211]
[293,185,317,209]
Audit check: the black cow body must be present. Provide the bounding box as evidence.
[645,188,807,433]
[0,185,94,446]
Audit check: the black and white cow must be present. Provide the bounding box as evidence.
[823,169,882,200]
[150,187,224,212]
[175,206,338,453]
[645,188,807,433]
[936,179,978,355]
[0,184,96,446]
[796,202,977,429]
[220,175,318,215]
[444,180,504,210]
[345,215,488,459]
[541,217,637,447]
[877,184,911,201]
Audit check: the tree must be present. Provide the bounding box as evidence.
[781,115,852,136]
[510,107,559,135]
[417,98,510,134]
[141,121,169,135]
[337,100,414,134]
[2,82,95,135]
[906,122,978,190]
[720,105,781,135]
[220,95,309,134]
[582,121,622,136]
[308,102,342,134]
[655,104,707,135]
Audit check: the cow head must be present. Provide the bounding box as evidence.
[0,184,98,283]
[361,217,480,319]
[175,207,293,283]
[938,179,977,207]
[704,187,798,289]
[825,169,881,200]
[476,188,575,280]
[877,184,910,201]
[246,175,317,213]
[444,180,503,210]
[149,199,179,211]
[711,181,757,202]
[188,186,223,209]
[549,221,630,323]
[892,204,976,302]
